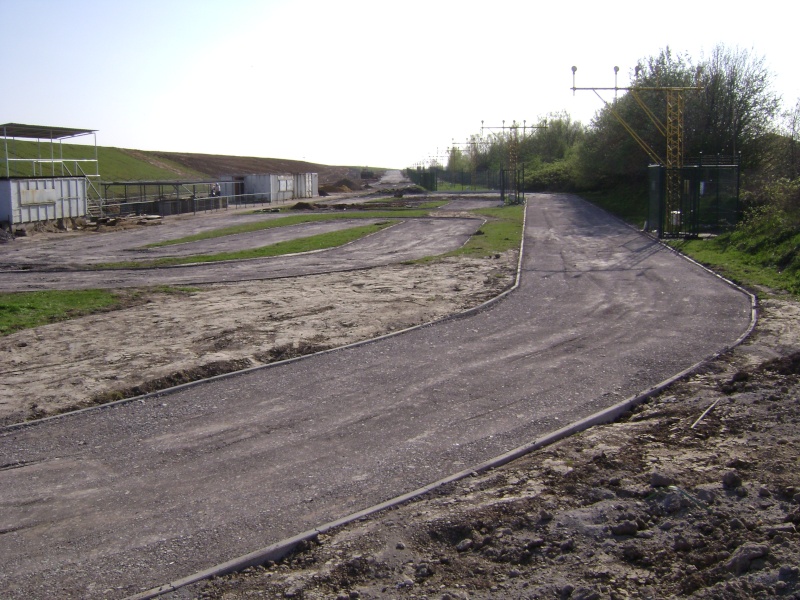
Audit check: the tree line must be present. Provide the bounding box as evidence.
[443,44,799,229]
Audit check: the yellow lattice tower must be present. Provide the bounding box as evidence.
[665,90,685,223]
[571,66,701,235]
[508,122,519,175]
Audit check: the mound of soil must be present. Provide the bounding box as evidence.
[319,178,364,195]
[291,201,317,211]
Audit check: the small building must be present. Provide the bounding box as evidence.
[1,123,320,226]
[243,172,318,202]
[1,123,98,230]
[0,177,88,229]
[293,172,318,199]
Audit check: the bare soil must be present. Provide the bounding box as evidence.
[3,202,799,599]
[0,254,517,427]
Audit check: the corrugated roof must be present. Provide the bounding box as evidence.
[1,123,96,140]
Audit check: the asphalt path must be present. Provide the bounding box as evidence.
[0,194,753,599]
[0,217,482,291]
[0,218,387,266]
[0,210,292,267]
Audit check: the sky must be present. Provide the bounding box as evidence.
[1,0,798,169]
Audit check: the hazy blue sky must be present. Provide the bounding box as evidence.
[2,0,797,168]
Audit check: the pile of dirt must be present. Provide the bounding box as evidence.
[191,297,800,600]
[384,185,426,197]
[320,178,363,194]
[88,358,254,407]
[253,341,333,364]
[290,201,318,211]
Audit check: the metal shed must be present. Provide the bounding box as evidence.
[1,123,97,229]
[294,172,318,198]
[243,173,317,203]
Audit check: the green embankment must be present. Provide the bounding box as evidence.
[668,228,800,297]
[3,140,207,180]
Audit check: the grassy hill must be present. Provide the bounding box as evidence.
[2,140,372,184]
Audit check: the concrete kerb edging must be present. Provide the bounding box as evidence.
[125,197,760,600]
[1,214,501,433]
[127,300,753,600]
[121,206,528,599]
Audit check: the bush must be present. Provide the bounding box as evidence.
[525,160,576,192]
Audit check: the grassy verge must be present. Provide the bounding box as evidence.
[98,222,394,268]
[669,235,800,297]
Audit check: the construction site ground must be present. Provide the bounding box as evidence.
[0,182,798,600]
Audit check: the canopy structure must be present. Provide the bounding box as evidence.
[1,122,98,178]
[1,123,96,140]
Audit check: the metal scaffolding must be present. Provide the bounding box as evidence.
[1,123,99,179]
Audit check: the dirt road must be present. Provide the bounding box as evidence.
[0,195,753,599]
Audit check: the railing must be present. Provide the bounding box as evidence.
[3,157,99,178]
[96,193,291,218]
[410,169,507,192]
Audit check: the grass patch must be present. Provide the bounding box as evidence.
[98,222,395,268]
[147,210,432,248]
[0,286,203,336]
[0,289,120,335]
[418,201,449,209]
[669,233,800,297]
[424,204,524,261]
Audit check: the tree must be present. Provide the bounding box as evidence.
[689,45,780,168]
[576,45,781,188]
[778,98,800,179]
[445,146,470,173]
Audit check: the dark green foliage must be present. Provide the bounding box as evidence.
[524,159,576,192]
[444,113,586,193]
[577,45,781,189]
